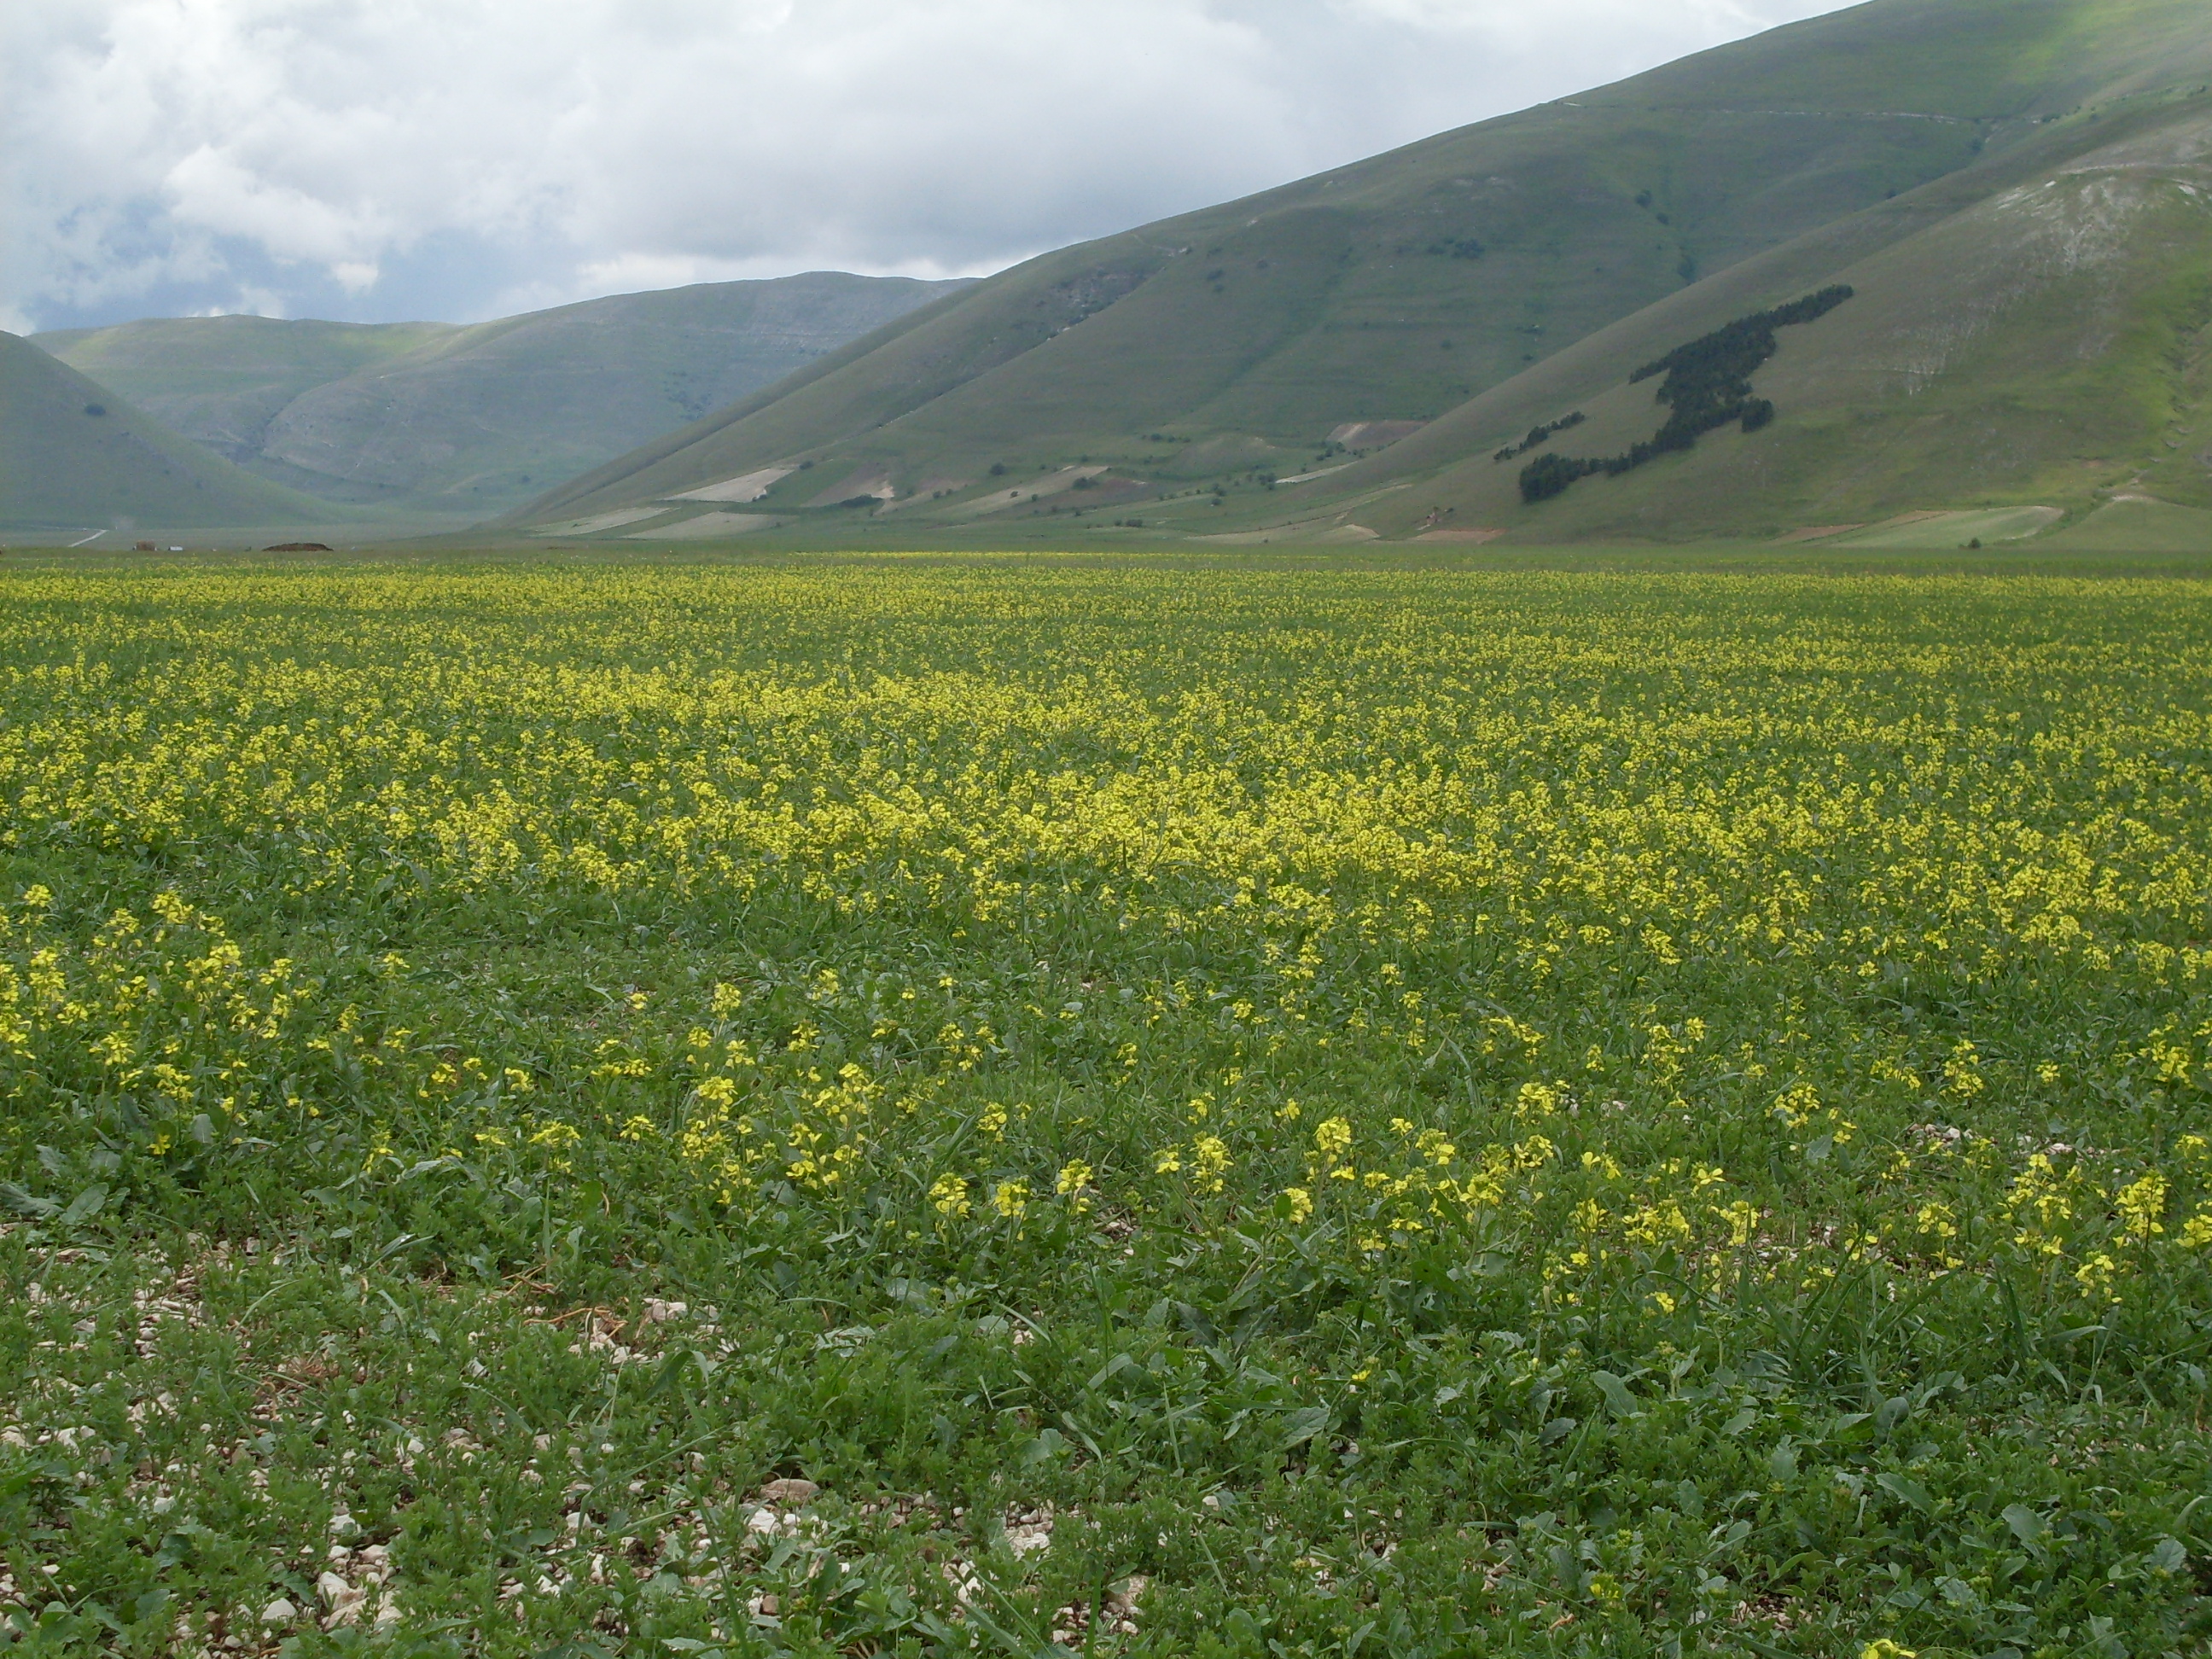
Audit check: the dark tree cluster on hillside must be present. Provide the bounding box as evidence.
[1429,238,1487,260]
[1493,410,1586,463]
[1518,286,1854,504]
[1518,451,1595,502]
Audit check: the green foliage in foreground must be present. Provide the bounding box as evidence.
[1,555,2209,1659]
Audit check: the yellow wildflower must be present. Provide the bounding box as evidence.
[2116,1173,2167,1244]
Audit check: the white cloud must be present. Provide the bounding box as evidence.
[1,0,1857,329]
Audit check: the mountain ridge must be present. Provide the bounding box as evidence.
[32,272,969,516]
[508,0,2212,547]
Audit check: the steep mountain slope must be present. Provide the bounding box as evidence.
[0,332,359,533]
[515,0,2212,538]
[32,273,968,515]
[1307,84,2212,541]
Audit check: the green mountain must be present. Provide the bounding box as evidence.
[0,331,361,534]
[511,0,2212,547]
[1317,78,2212,542]
[31,273,968,516]
[31,316,458,470]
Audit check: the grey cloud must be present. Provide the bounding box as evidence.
[3,0,1855,331]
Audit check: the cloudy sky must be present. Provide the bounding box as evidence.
[3,0,1859,334]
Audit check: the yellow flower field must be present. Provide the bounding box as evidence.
[1,559,2207,1656]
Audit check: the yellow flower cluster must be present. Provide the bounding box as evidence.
[0,565,2207,1324]
[0,890,315,1165]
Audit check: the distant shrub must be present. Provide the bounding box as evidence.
[990,462,1008,475]
[1519,453,1601,504]
[1740,399,1775,433]
[1493,411,1586,464]
[82,403,106,418]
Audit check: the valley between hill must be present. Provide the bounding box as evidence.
[22,274,967,525]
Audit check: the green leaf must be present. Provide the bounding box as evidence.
[0,1182,59,1220]
[1936,1575,1982,1609]
[59,1184,109,1226]
[1591,1371,1640,1417]
[2003,1503,2048,1546]
[1281,1406,1331,1448]
[644,1348,703,1400]
[1877,1472,1932,1513]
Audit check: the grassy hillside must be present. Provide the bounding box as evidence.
[515,0,2212,549]
[32,274,967,516]
[0,332,366,534]
[30,317,459,469]
[1324,88,2212,541]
